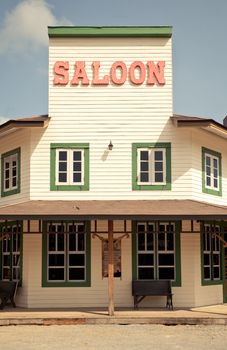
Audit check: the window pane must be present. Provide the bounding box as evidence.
[58,173,67,183]
[73,173,82,183]
[48,254,64,266]
[138,254,154,266]
[140,151,148,161]
[140,173,149,182]
[137,224,145,233]
[158,253,174,266]
[12,178,17,187]
[59,162,67,171]
[155,162,163,171]
[138,267,154,279]
[59,151,67,161]
[158,232,165,250]
[213,158,218,168]
[154,151,163,161]
[73,151,81,161]
[69,254,85,266]
[213,267,220,279]
[69,268,85,281]
[69,234,76,251]
[206,166,211,176]
[78,234,85,251]
[57,234,65,251]
[48,268,64,281]
[213,179,218,188]
[204,267,211,280]
[138,233,145,250]
[48,234,56,251]
[155,173,163,182]
[204,254,210,266]
[147,233,154,250]
[167,233,174,250]
[158,267,175,280]
[140,162,149,171]
[206,156,210,166]
[74,162,81,172]
[206,177,211,187]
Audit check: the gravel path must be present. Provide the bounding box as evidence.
[0,324,226,350]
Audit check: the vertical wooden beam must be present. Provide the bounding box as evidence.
[108,220,114,316]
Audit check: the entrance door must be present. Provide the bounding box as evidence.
[223,230,227,303]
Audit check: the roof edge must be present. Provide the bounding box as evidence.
[48,26,172,38]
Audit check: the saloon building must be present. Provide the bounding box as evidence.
[0,26,227,313]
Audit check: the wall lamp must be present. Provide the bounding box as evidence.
[108,140,113,150]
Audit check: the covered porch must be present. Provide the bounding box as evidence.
[0,199,227,315]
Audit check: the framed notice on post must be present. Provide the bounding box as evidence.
[102,240,121,278]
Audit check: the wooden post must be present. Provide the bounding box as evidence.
[108,220,114,316]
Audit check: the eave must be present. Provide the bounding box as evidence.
[171,114,227,140]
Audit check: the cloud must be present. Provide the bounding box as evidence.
[0,0,72,55]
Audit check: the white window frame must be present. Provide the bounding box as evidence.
[136,222,176,281]
[203,224,221,281]
[137,148,166,185]
[204,152,219,191]
[47,222,86,283]
[55,149,84,186]
[3,153,19,192]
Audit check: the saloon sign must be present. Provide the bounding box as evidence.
[53,60,166,86]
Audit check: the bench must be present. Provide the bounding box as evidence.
[132,280,173,310]
[0,281,17,309]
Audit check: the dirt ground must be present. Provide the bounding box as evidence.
[0,324,226,350]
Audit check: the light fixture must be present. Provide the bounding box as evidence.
[108,140,113,150]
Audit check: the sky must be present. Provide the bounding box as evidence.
[0,0,227,124]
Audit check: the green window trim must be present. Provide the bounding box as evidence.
[200,222,224,286]
[42,221,91,287]
[1,147,21,197]
[50,143,89,191]
[202,147,222,197]
[48,26,172,38]
[132,143,171,191]
[0,221,23,285]
[132,221,181,287]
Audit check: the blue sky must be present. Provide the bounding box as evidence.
[0,0,227,123]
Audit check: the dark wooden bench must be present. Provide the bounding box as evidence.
[132,280,173,310]
[0,281,17,309]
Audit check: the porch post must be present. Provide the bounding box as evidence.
[108,220,114,316]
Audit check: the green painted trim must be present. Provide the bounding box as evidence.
[0,221,23,285]
[50,143,89,191]
[132,143,171,191]
[131,220,181,286]
[1,148,21,197]
[202,147,222,197]
[48,26,172,38]
[200,221,224,286]
[42,221,91,287]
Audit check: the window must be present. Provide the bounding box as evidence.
[202,147,222,196]
[201,223,222,284]
[42,221,91,287]
[132,221,181,286]
[50,143,89,191]
[132,143,171,190]
[0,222,22,282]
[1,148,20,197]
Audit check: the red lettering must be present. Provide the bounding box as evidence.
[129,61,146,85]
[147,61,165,85]
[110,61,127,85]
[92,61,109,85]
[71,61,89,85]
[53,61,69,85]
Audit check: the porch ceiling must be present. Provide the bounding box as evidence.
[0,199,227,220]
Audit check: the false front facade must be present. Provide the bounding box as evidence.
[0,27,227,312]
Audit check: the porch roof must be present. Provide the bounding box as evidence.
[0,199,227,220]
